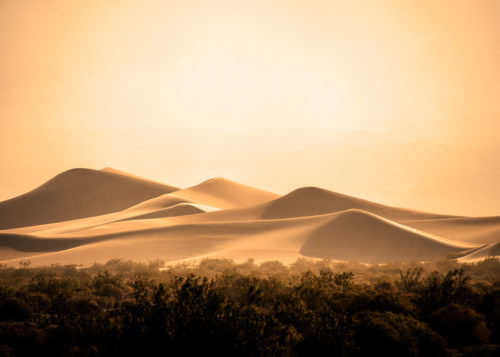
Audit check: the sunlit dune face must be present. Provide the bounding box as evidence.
[0,0,499,215]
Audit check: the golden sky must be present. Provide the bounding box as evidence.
[1,0,499,215]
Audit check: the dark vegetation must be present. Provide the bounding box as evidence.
[0,258,499,356]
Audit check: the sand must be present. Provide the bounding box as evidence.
[0,168,178,230]
[169,177,280,209]
[0,168,497,266]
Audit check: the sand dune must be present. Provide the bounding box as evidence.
[300,209,474,263]
[170,177,279,209]
[459,242,500,262]
[0,214,328,265]
[1,193,218,237]
[117,203,207,221]
[0,209,477,266]
[120,193,220,214]
[121,193,191,211]
[0,168,178,230]
[0,197,204,240]
[402,216,500,244]
[110,185,453,227]
[261,186,457,221]
[0,169,497,266]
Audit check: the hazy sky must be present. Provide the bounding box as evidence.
[1,0,499,215]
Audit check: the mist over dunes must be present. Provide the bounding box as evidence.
[0,168,497,266]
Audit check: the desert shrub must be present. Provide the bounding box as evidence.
[0,322,47,356]
[429,303,491,347]
[0,259,497,356]
[89,272,123,301]
[480,287,500,343]
[20,292,50,313]
[67,296,100,315]
[398,267,423,292]
[373,277,394,291]
[117,275,299,356]
[352,311,447,357]
[0,298,32,322]
[0,345,14,357]
[92,271,123,289]
[418,268,472,316]
[197,258,236,274]
[29,275,77,313]
[351,290,416,316]
[216,272,264,306]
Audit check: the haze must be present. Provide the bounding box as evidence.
[1,0,499,216]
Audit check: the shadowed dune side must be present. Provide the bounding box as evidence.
[170,177,280,209]
[0,168,179,230]
[262,187,459,221]
[300,209,475,263]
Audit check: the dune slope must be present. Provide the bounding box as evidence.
[0,170,496,266]
[0,215,327,265]
[458,242,500,262]
[262,187,457,221]
[0,168,178,229]
[300,209,473,263]
[170,177,280,209]
[117,203,207,221]
[402,216,500,244]
[0,209,476,266]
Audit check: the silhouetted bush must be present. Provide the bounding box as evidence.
[0,298,32,322]
[418,268,472,317]
[429,303,490,347]
[352,311,447,357]
[481,286,500,344]
[0,259,496,356]
[398,267,423,292]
